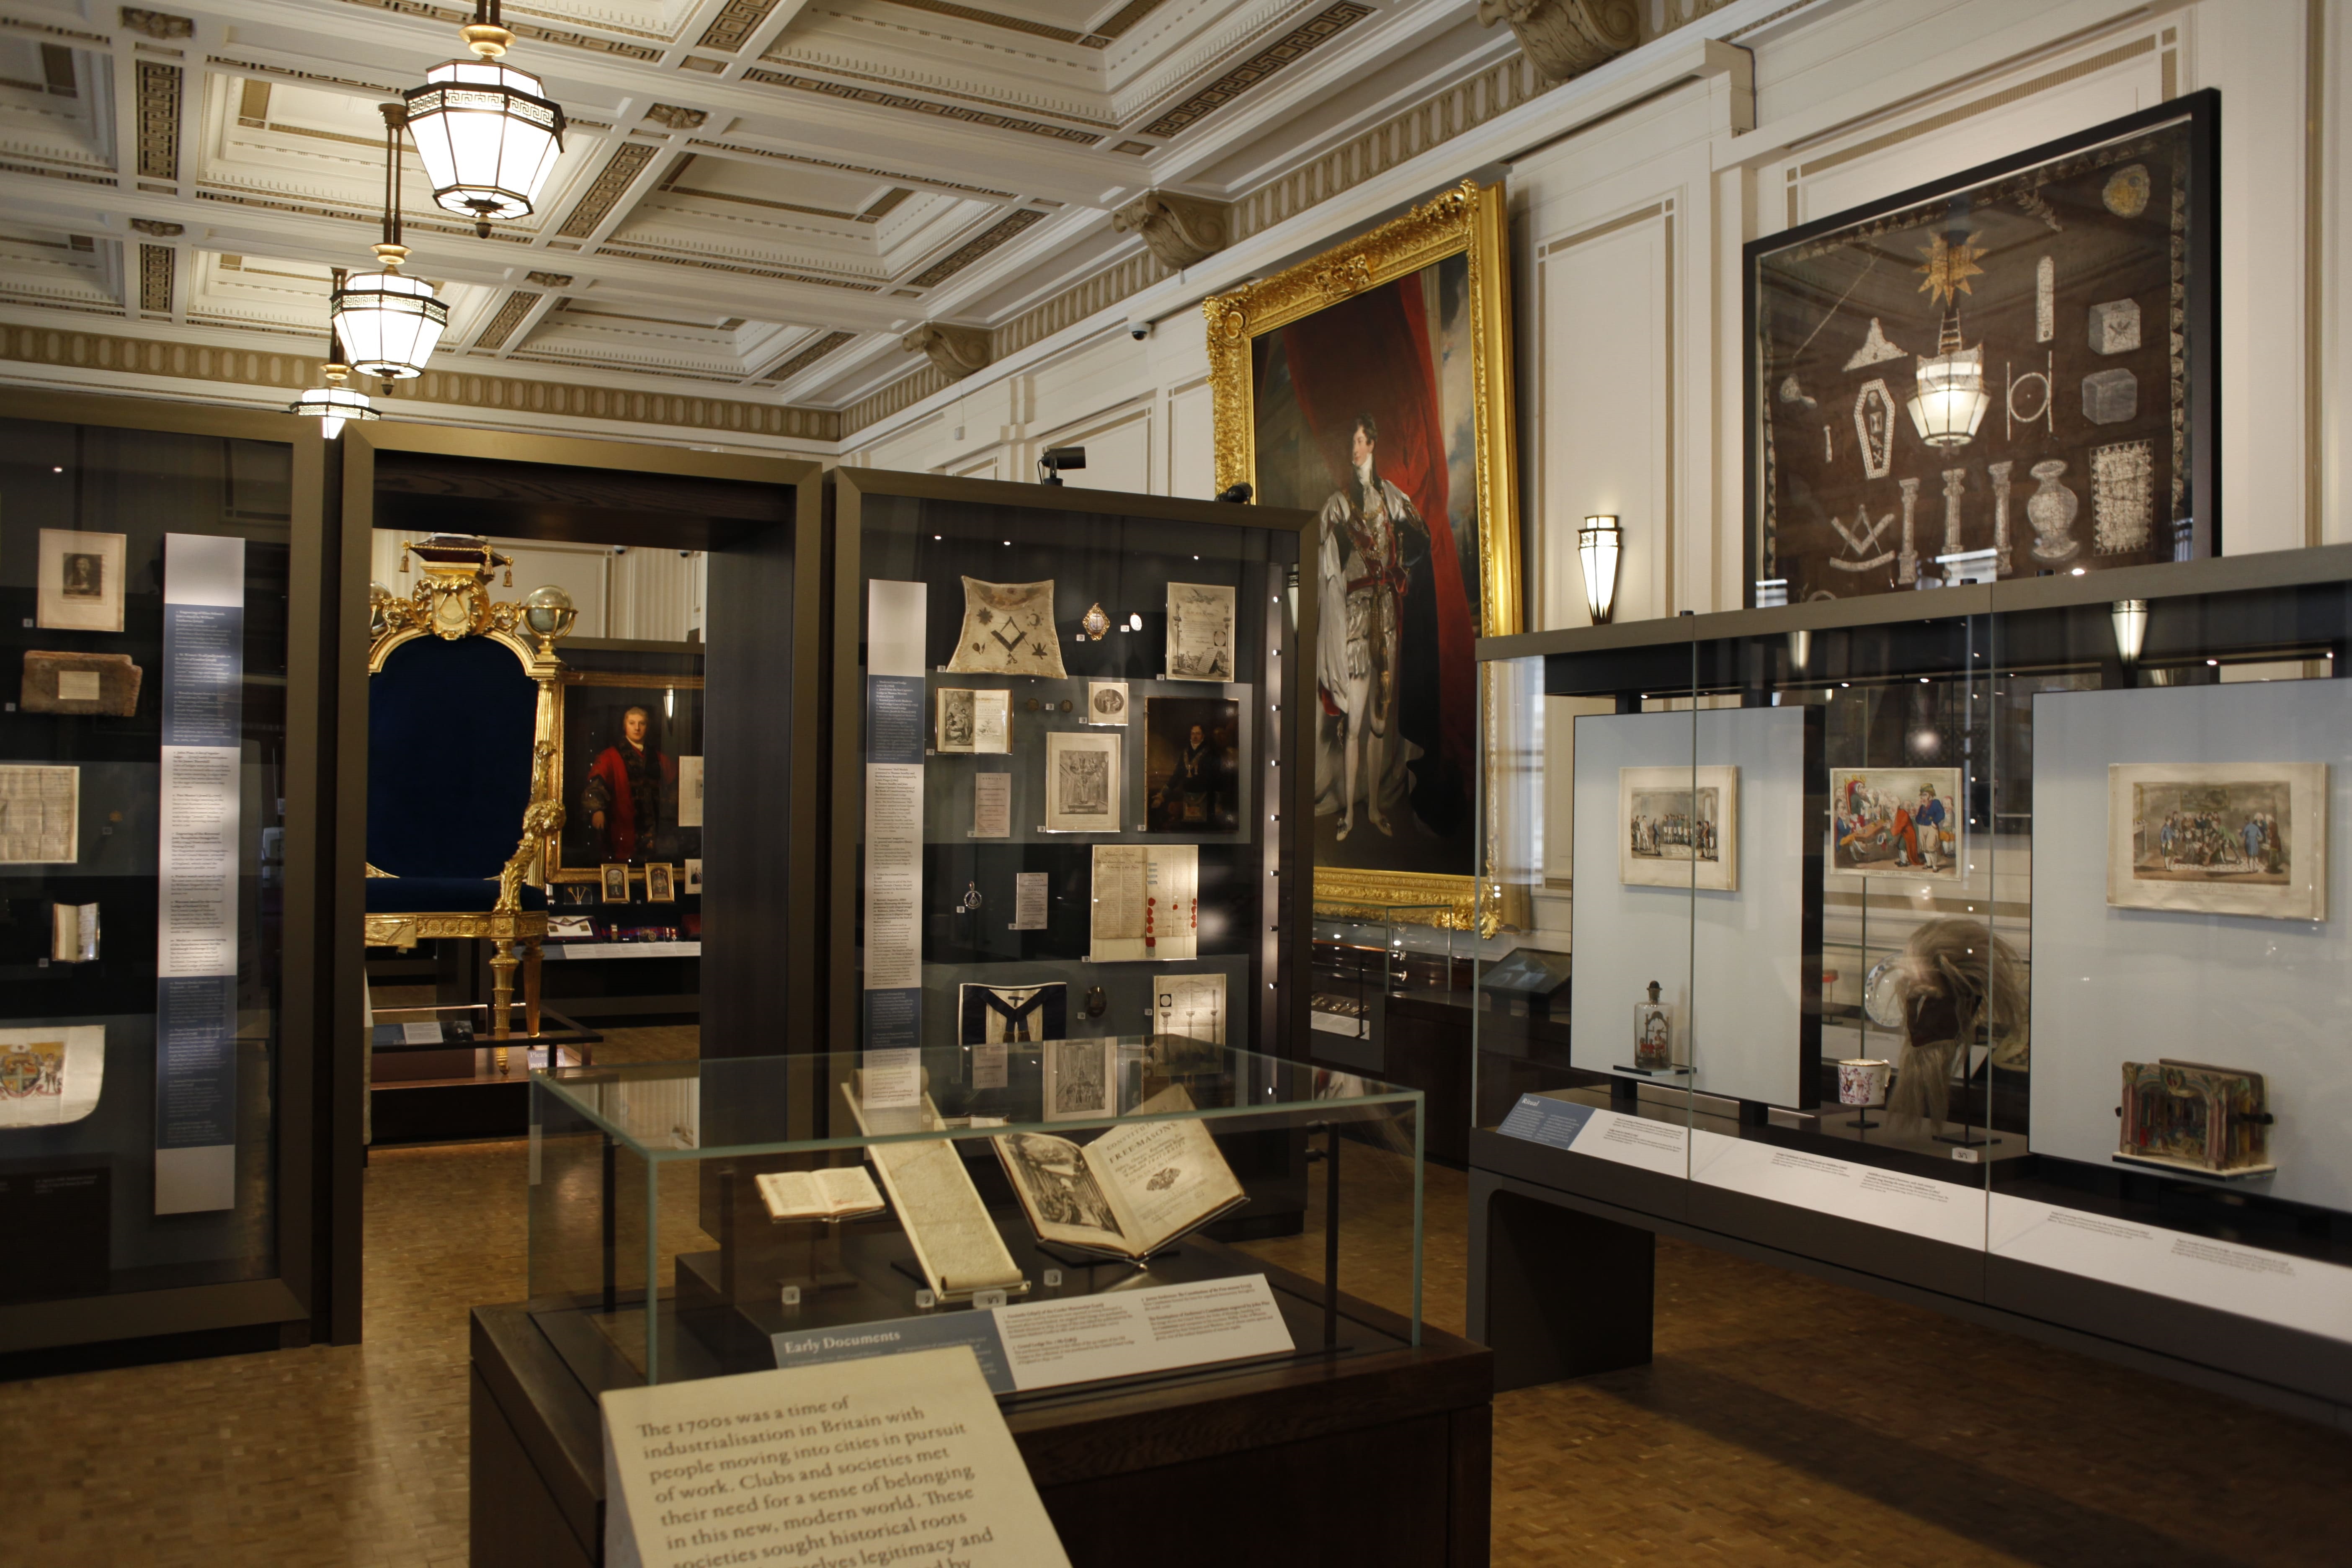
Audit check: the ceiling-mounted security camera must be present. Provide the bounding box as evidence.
[1128,320,1153,341]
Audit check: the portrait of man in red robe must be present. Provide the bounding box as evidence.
[580,704,676,864]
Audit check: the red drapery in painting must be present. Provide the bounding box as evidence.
[1278,273,1478,801]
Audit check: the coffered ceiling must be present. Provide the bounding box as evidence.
[0,0,1500,423]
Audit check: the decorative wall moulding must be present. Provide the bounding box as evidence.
[903,323,991,381]
[1111,192,1230,271]
[1476,0,1638,84]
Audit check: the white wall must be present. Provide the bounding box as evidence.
[850,0,2352,620]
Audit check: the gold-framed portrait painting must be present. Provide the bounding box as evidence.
[1205,178,1521,928]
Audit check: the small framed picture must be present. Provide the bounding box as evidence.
[684,857,702,894]
[645,862,676,903]
[599,863,632,903]
[38,530,126,633]
[1086,680,1130,726]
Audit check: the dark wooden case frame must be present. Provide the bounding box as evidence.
[0,388,331,1359]
[338,426,822,1340]
[823,469,1319,1063]
[1741,88,2223,607]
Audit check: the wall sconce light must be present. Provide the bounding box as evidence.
[2111,598,2148,664]
[1578,515,1622,625]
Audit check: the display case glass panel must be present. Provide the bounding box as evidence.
[526,1045,1423,1392]
[0,412,305,1311]
[1478,558,2352,1371]
[829,472,1315,1064]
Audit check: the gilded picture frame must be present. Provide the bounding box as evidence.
[1205,178,1522,931]
[546,670,706,884]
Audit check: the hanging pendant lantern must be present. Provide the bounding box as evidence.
[331,106,449,381]
[289,275,381,438]
[404,0,565,238]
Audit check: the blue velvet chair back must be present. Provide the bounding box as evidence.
[368,634,539,879]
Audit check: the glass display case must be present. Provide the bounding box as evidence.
[0,393,328,1350]
[825,470,1318,1063]
[526,1044,1424,1390]
[1476,550,2352,1398]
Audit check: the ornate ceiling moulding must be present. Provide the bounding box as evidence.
[757,329,855,385]
[687,137,1014,201]
[1476,0,1639,84]
[135,59,180,181]
[1111,192,1229,270]
[119,8,192,39]
[129,218,184,236]
[473,289,542,350]
[697,0,781,52]
[137,244,173,314]
[644,103,708,130]
[0,323,842,440]
[903,322,990,381]
[1139,3,1372,138]
[740,68,1100,145]
[323,0,663,62]
[904,208,1044,289]
[556,142,658,238]
[525,270,572,287]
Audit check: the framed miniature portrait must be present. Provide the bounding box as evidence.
[37,529,126,633]
[599,863,632,903]
[1746,93,2218,603]
[644,862,676,903]
[684,857,702,894]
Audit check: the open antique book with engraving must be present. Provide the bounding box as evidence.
[753,1166,886,1223]
[839,1079,1029,1302]
[991,1087,1248,1261]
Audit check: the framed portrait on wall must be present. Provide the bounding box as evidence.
[1204,179,1522,930]
[1745,92,2218,605]
[549,671,704,882]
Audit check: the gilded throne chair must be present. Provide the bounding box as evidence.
[364,535,577,1042]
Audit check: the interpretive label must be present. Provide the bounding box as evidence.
[1988,1193,2352,1344]
[971,773,1009,839]
[1691,1130,1987,1249]
[1497,1094,1689,1176]
[154,532,244,1216]
[603,1346,1068,1568]
[769,1274,1296,1399]
[864,580,928,1049]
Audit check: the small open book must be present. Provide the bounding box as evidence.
[753,1166,886,1222]
[992,1086,1248,1261]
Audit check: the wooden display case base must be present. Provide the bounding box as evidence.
[471,1278,1492,1568]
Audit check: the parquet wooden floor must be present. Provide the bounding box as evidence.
[4,1127,2347,1564]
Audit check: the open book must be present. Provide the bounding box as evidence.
[992,1087,1248,1261]
[753,1166,886,1223]
[839,1081,1028,1302]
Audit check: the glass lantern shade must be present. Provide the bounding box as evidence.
[1578,516,1622,626]
[331,270,449,380]
[404,59,565,225]
[1906,344,1990,448]
[287,382,378,441]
